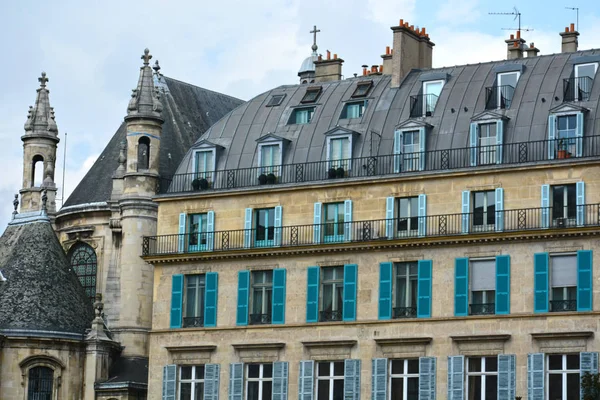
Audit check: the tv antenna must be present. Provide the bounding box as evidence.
[565,7,579,31]
[489,7,533,33]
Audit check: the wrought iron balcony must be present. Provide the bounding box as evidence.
[393,306,417,319]
[182,316,204,328]
[550,300,577,312]
[563,76,593,102]
[470,303,496,316]
[319,310,343,322]
[409,94,439,117]
[249,313,272,325]
[485,85,515,110]
[142,203,600,256]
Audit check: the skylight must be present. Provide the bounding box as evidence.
[351,81,373,98]
[266,94,286,107]
[300,86,322,103]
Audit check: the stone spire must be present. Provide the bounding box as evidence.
[23,72,59,139]
[125,48,163,122]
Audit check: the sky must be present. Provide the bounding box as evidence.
[0,0,599,229]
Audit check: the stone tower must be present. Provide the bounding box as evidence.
[20,72,59,215]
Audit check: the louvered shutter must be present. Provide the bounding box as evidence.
[344,200,353,241]
[204,272,218,327]
[371,359,387,400]
[533,253,549,313]
[204,364,221,400]
[461,191,470,233]
[548,115,557,159]
[496,119,504,164]
[298,360,315,400]
[495,188,504,232]
[313,203,322,244]
[577,250,593,312]
[580,352,599,399]
[272,361,289,400]
[170,274,183,328]
[447,355,464,400]
[178,213,187,252]
[163,364,177,400]
[394,130,403,173]
[418,194,427,237]
[576,181,586,226]
[236,271,249,326]
[575,112,584,157]
[469,122,478,166]
[495,255,511,315]
[272,268,287,324]
[418,260,433,318]
[343,264,357,321]
[229,363,244,400]
[306,267,320,322]
[206,211,215,251]
[274,205,283,246]
[454,258,469,316]
[419,357,436,400]
[527,353,544,400]
[418,127,426,171]
[540,185,550,228]
[385,197,395,239]
[497,354,516,400]
[244,208,253,248]
[378,262,392,320]
[344,359,361,400]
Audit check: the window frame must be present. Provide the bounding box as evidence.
[389,358,419,400]
[469,258,497,316]
[323,202,345,243]
[465,356,498,400]
[192,148,216,180]
[472,190,496,231]
[246,363,273,400]
[266,94,286,107]
[477,122,498,165]
[319,266,344,322]
[316,361,345,400]
[351,81,373,98]
[257,142,283,175]
[401,130,421,172]
[183,274,206,328]
[19,355,64,400]
[422,79,444,115]
[396,197,419,236]
[289,107,315,125]
[68,241,98,302]
[249,270,274,324]
[254,208,276,248]
[301,86,322,103]
[546,354,580,400]
[551,184,577,223]
[188,213,209,252]
[326,134,353,171]
[179,364,205,400]
[341,101,367,120]
[549,253,578,312]
[392,262,418,318]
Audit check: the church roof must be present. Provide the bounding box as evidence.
[62,76,244,208]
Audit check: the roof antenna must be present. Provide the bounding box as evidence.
[565,7,579,31]
[490,7,534,34]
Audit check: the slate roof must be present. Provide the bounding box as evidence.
[63,76,243,207]
[0,218,94,336]
[96,356,149,388]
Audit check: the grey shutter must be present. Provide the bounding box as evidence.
[299,360,315,400]
[527,353,544,400]
[344,359,361,400]
[244,208,253,248]
[447,355,464,400]
[550,254,577,287]
[385,197,395,239]
[470,259,496,291]
[497,354,516,400]
[461,191,470,233]
[163,364,176,400]
[344,200,353,241]
[229,363,244,400]
[581,352,599,400]
[419,357,436,400]
[371,359,387,400]
[205,364,221,400]
[273,361,289,400]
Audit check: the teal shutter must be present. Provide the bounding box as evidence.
[313,203,322,244]
[527,353,544,400]
[393,130,403,173]
[495,255,511,315]
[372,359,387,400]
[272,268,287,324]
[236,271,250,326]
[204,272,218,327]
[274,205,283,246]
[343,264,358,321]
[418,127,426,171]
[298,360,315,400]
[162,364,177,400]
[378,262,392,320]
[229,363,244,400]
[273,361,289,400]
[469,122,478,166]
[495,188,504,232]
[385,197,395,239]
[306,267,320,322]
[418,194,427,237]
[540,185,550,228]
[548,115,557,159]
[496,119,504,164]
[461,191,470,233]
[204,364,221,400]
[170,274,183,328]
[419,357,436,400]
[575,112,584,157]
[576,181,586,226]
[454,258,469,316]
[244,208,253,248]
[344,200,353,241]
[344,359,361,400]
[178,213,187,252]
[206,211,215,251]
[577,250,593,312]
[533,253,549,313]
[447,355,465,400]
[498,354,516,400]
[418,260,433,318]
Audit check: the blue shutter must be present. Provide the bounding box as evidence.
[419,357,436,400]
[581,352,599,379]
[418,260,433,318]
[533,253,549,313]
[298,360,315,400]
[244,208,253,248]
[344,200,353,241]
[274,205,283,246]
[273,361,289,400]
[204,272,218,327]
[527,353,544,400]
[469,122,478,167]
[371,359,387,400]
[343,264,358,321]
[496,119,504,164]
[461,191,470,233]
[495,188,504,232]
[236,271,250,326]
[272,268,287,324]
[204,364,221,400]
[447,355,464,400]
[576,181,586,226]
[206,211,215,251]
[162,364,177,400]
[385,197,395,239]
[498,354,516,400]
[454,258,469,316]
[170,274,183,329]
[378,262,392,320]
[229,363,244,400]
[313,203,322,244]
[548,115,557,159]
[344,359,361,400]
[418,127,426,171]
[393,130,403,173]
[577,250,593,312]
[495,255,511,315]
[306,267,320,322]
[178,213,187,252]
[418,194,427,237]
[540,185,550,229]
[575,112,584,157]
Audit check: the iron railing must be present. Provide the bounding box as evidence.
[142,204,600,256]
[158,136,600,195]
[182,316,204,328]
[319,310,343,322]
[550,300,577,312]
[470,303,496,315]
[409,93,439,117]
[485,85,515,109]
[563,76,593,102]
[393,306,417,318]
[249,313,272,325]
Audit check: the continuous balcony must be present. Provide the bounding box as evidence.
[142,204,600,257]
[158,136,600,195]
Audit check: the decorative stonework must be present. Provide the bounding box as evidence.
[232,343,285,362]
[451,334,511,356]
[302,340,356,360]
[531,331,594,353]
[166,345,216,365]
[375,337,432,358]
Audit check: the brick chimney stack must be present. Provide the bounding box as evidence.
[526,42,540,57]
[314,51,344,82]
[505,31,526,59]
[560,23,579,53]
[381,46,393,75]
[390,19,435,88]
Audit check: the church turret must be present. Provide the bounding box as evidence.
[20,72,59,215]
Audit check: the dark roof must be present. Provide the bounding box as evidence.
[63,76,243,207]
[99,356,149,386]
[0,219,94,336]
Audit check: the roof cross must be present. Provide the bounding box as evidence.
[310,25,320,53]
[141,48,152,66]
[38,72,48,88]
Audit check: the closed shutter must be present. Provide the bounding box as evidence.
[533,253,549,313]
[575,112,584,157]
[272,361,289,400]
[306,266,320,322]
[244,208,253,248]
[418,127,426,171]
[343,264,358,321]
[204,364,221,400]
[371,359,387,400]
[576,181,586,226]
[469,122,478,167]
[495,188,504,232]
[207,211,215,251]
[378,262,392,320]
[385,197,395,239]
[495,255,511,315]
[274,206,283,246]
[577,250,593,311]
[447,355,464,400]
[298,360,315,400]
[527,353,544,400]
[272,268,287,324]
[344,200,353,241]
[548,115,557,159]
[178,213,187,252]
[417,260,433,318]
[170,274,183,329]
[163,364,177,400]
[204,272,218,327]
[344,359,361,400]
[236,271,250,326]
[313,203,322,244]
[454,258,469,316]
[394,130,403,173]
[461,191,470,233]
[497,354,516,400]
[419,357,436,400]
[418,194,427,237]
[540,185,550,228]
[229,363,244,400]
[496,119,504,164]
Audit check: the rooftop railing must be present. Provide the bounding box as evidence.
[485,85,515,110]
[409,93,439,117]
[563,76,593,102]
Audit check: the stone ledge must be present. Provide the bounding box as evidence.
[302,340,357,360]
[450,334,511,343]
[165,345,216,365]
[375,337,432,358]
[232,343,286,362]
[451,334,511,356]
[531,331,594,353]
[530,331,594,340]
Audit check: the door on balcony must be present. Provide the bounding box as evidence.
[397,197,419,237]
[472,191,495,232]
[259,144,281,175]
[250,270,273,324]
[549,254,577,312]
[320,266,344,322]
[255,208,276,247]
[477,123,497,165]
[551,184,576,226]
[422,80,443,116]
[574,63,597,101]
[393,262,418,318]
[323,203,345,243]
[402,131,420,172]
[184,274,205,327]
[497,72,519,108]
[194,149,214,181]
[188,213,208,252]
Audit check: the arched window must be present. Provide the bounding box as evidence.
[28,366,53,400]
[137,136,150,170]
[32,155,44,187]
[68,242,97,302]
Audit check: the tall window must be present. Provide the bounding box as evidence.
[397,197,418,235]
[470,259,496,315]
[194,150,214,179]
[68,242,97,302]
[422,80,443,115]
[328,137,351,170]
[472,191,495,230]
[246,363,273,400]
[393,263,417,318]
[259,144,281,173]
[574,63,597,101]
[402,131,420,172]
[550,254,577,312]
[184,275,205,328]
[255,208,275,247]
[466,356,497,400]
[547,354,580,400]
[290,107,314,124]
[323,203,345,243]
[341,101,366,119]
[188,213,208,252]
[496,72,519,108]
[180,365,204,400]
[32,155,44,187]
[390,359,419,400]
[320,266,344,322]
[138,136,150,170]
[478,123,497,165]
[28,366,53,400]
[316,361,344,400]
[250,270,273,324]
[556,115,577,157]
[552,184,576,224]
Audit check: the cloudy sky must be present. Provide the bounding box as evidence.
[0,0,598,228]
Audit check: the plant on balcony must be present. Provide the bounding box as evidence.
[191,178,209,191]
[557,139,571,159]
[335,167,345,178]
[581,372,600,400]
[258,174,268,185]
[328,168,337,179]
[266,173,277,184]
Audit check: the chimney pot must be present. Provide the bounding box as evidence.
[326,50,331,60]
[386,46,390,55]
[565,27,569,32]
[318,54,322,61]
[380,65,383,73]
[510,34,514,40]
[410,25,414,31]
[514,41,519,48]
[516,30,521,39]
[421,27,426,36]
[399,19,404,26]
[570,23,575,32]
[334,54,338,59]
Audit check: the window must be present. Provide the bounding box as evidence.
[327,136,351,171]
[68,242,97,302]
[301,86,322,103]
[138,136,150,170]
[258,144,281,174]
[551,184,576,225]
[266,94,286,107]
[402,131,420,172]
[28,366,53,400]
[250,270,273,324]
[478,123,497,165]
[184,275,205,327]
[179,365,204,400]
[470,259,496,316]
[351,81,373,98]
[188,213,209,252]
[289,107,315,124]
[547,354,580,400]
[472,191,495,231]
[246,363,273,400]
[320,266,344,322]
[556,115,577,158]
[194,150,215,180]
[573,63,597,101]
[390,359,419,400]
[393,263,418,318]
[32,154,44,187]
[255,208,276,247]
[341,101,366,119]
[323,203,345,243]
[466,356,498,400]
[422,80,443,115]
[495,72,519,109]
[397,197,418,236]
[316,361,344,400]
[550,254,577,312]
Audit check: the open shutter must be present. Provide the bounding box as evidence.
[419,357,436,400]
[540,185,550,229]
[229,363,244,400]
[306,267,320,322]
[344,200,353,241]
[418,194,427,237]
[496,255,511,315]
[527,353,544,400]
[577,250,593,312]
[244,208,253,248]
[274,205,283,246]
[498,354,516,400]
[548,115,557,159]
[313,203,322,244]
[272,268,287,324]
[170,274,183,328]
[461,191,470,233]
[178,213,187,252]
[576,181,586,226]
[393,130,403,173]
[163,364,177,400]
[533,253,549,313]
[575,112,584,157]
[495,188,504,232]
[469,122,478,166]
[344,359,361,400]
[447,355,464,400]
[378,262,392,320]
[454,258,469,316]
[496,119,504,164]
[343,264,358,321]
[581,352,599,380]
[298,360,315,400]
[204,364,221,400]
[206,211,215,251]
[418,127,426,171]
[273,361,289,400]
[418,260,433,318]
[236,271,250,326]
[204,272,218,327]
[372,359,387,400]
[385,197,395,239]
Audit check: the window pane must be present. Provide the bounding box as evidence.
[195,382,205,400]
[263,363,273,378]
[485,375,498,400]
[318,362,330,377]
[335,284,344,312]
[391,359,404,375]
[181,383,192,400]
[548,355,563,370]
[262,381,273,400]
[317,380,330,400]
[196,365,205,379]
[396,275,408,308]
[390,377,404,400]
[472,291,484,304]
[468,358,482,373]
[333,379,344,400]
[322,284,333,312]
[247,381,259,400]
[252,289,264,314]
[407,359,419,374]
[333,362,345,376]
[567,184,577,219]
[407,377,419,400]
[248,364,260,378]
[567,373,580,398]
[548,373,562,399]
[567,354,579,370]
[181,366,193,380]
[485,357,498,372]
[467,375,482,400]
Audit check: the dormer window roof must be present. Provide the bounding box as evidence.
[266,94,286,107]
[351,81,373,98]
[301,86,322,103]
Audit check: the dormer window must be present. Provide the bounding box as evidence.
[266,94,286,107]
[565,63,598,101]
[351,81,373,98]
[410,80,444,117]
[486,72,519,110]
[324,127,359,173]
[548,104,586,159]
[289,107,315,124]
[469,112,506,167]
[193,149,215,180]
[393,121,429,173]
[301,86,322,103]
[255,134,289,178]
[340,101,367,119]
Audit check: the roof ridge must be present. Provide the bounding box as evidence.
[162,75,244,103]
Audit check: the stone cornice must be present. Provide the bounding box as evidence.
[451,334,511,342]
[231,343,285,351]
[531,331,594,340]
[165,345,217,353]
[374,337,432,346]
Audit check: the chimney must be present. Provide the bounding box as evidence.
[560,23,579,52]
[526,42,540,57]
[314,53,344,82]
[381,46,393,75]
[390,19,435,88]
[505,32,526,59]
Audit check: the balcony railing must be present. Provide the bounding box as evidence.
[158,136,600,195]
[142,204,600,256]
[485,85,515,109]
[182,316,204,328]
[409,93,439,117]
[249,313,272,325]
[563,76,593,102]
[319,310,343,322]
[470,303,495,316]
[550,300,577,312]
[393,306,417,319]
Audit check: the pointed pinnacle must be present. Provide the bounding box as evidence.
[142,48,152,66]
[38,72,48,88]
